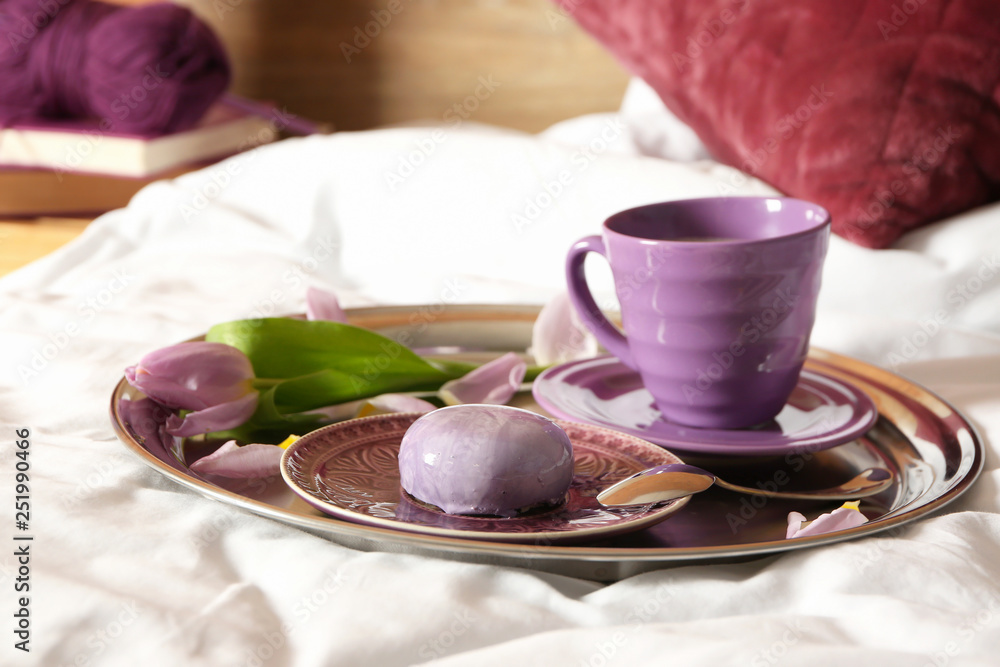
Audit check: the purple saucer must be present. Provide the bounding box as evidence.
[532,356,878,457]
[280,413,691,544]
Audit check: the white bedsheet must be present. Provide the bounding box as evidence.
[3,104,1000,666]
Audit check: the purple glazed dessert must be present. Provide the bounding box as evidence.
[398,405,575,517]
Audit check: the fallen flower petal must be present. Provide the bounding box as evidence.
[190,440,284,478]
[300,399,368,422]
[530,292,599,366]
[785,512,808,539]
[357,394,436,417]
[299,394,437,422]
[439,352,527,406]
[786,501,869,539]
[306,286,348,323]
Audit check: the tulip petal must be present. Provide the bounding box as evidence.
[300,399,368,422]
[439,352,527,406]
[786,505,869,539]
[306,286,348,323]
[298,393,436,422]
[190,440,283,478]
[126,342,256,410]
[357,394,436,417]
[785,512,808,539]
[166,392,260,437]
[530,292,599,366]
[126,366,211,410]
[118,397,185,471]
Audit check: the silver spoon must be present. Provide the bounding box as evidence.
[597,463,893,507]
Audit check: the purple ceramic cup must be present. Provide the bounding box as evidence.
[566,197,830,429]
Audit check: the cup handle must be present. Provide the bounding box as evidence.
[566,235,636,370]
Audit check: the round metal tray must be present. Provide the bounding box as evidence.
[110,304,983,582]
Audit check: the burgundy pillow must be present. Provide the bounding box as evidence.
[558,0,1000,248]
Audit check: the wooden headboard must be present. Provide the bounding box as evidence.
[177,0,630,133]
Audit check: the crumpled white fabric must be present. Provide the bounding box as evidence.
[3,106,1000,666]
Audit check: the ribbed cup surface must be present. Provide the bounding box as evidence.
[569,197,830,429]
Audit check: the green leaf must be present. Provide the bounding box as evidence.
[201,317,546,442]
[270,369,453,412]
[207,317,456,378]
[205,318,472,413]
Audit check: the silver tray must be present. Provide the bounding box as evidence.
[110,304,983,581]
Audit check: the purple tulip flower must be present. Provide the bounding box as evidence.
[125,342,259,437]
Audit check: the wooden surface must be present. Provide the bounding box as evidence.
[180,0,629,132]
[0,218,91,277]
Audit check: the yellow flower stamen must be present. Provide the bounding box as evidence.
[277,435,301,449]
[356,402,378,418]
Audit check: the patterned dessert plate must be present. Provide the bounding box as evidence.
[280,413,690,544]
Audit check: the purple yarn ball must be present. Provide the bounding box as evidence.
[0,0,54,120]
[0,0,230,134]
[85,3,231,134]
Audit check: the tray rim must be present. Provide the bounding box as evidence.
[109,303,986,569]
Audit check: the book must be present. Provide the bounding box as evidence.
[0,166,196,218]
[0,102,277,178]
